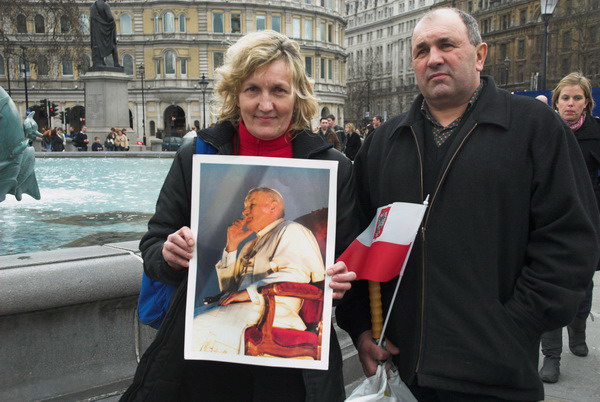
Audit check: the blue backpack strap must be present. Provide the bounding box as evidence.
[195,135,218,155]
[138,135,217,329]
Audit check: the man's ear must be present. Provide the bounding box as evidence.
[475,42,488,72]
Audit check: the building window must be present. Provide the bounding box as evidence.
[34,14,45,33]
[154,14,160,33]
[163,12,175,33]
[320,57,326,79]
[502,14,510,30]
[213,12,224,33]
[164,51,176,75]
[180,59,187,75]
[60,15,71,33]
[303,19,313,40]
[213,51,224,69]
[320,22,326,41]
[150,121,156,136]
[231,13,241,33]
[120,13,132,34]
[271,15,281,32]
[16,14,27,33]
[123,54,134,75]
[520,9,527,25]
[500,43,507,60]
[256,15,266,31]
[80,13,90,34]
[305,56,313,77]
[179,13,186,33]
[37,55,49,76]
[517,40,525,58]
[328,59,333,80]
[292,18,301,38]
[155,59,161,75]
[62,59,73,76]
[563,31,571,49]
[328,24,333,42]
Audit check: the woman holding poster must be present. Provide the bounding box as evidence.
[122,31,359,401]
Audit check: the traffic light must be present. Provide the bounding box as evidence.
[59,111,65,122]
[65,107,70,123]
[49,102,59,118]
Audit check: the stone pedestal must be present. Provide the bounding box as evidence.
[81,71,130,143]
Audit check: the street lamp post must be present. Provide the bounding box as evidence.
[540,0,558,91]
[20,46,29,113]
[365,69,372,123]
[199,73,209,129]
[504,57,511,87]
[138,64,147,145]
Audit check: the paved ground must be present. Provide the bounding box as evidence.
[540,271,600,402]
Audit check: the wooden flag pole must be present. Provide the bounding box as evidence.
[368,280,383,342]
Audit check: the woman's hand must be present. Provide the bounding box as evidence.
[162,226,195,271]
[327,261,356,299]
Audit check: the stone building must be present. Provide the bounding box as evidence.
[435,0,600,92]
[344,0,435,127]
[0,0,347,144]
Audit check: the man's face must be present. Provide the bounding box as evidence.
[372,117,381,128]
[327,117,335,128]
[82,126,87,132]
[243,191,280,232]
[320,119,329,131]
[411,10,487,109]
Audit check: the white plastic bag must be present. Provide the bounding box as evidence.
[346,365,417,402]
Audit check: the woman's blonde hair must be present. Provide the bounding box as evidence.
[214,30,318,131]
[552,72,594,116]
[345,122,355,132]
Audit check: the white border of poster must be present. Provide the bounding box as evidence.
[184,154,338,370]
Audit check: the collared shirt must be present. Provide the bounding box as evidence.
[421,81,484,146]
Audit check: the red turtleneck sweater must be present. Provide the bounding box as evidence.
[236,120,293,158]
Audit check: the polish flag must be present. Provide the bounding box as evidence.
[338,201,428,282]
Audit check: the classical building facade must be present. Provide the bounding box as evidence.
[344,0,435,126]
[435,0,600,93]
[0,0,347,143]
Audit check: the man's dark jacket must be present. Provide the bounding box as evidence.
[574,114,600,209]
[122,122,359,401]
[336,77,600,400]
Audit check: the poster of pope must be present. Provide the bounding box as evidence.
[184,155,337,370]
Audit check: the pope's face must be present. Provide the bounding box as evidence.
[411,10,487,109]
[243,191,279,232]
[237,59,295,141]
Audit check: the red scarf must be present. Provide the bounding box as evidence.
[235,120,293,158]
[565,113,586,132]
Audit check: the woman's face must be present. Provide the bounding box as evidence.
[557,85,588,123]
[345,124,352,133]
[237,59,295,141]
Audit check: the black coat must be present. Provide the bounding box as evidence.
[344,132,362,161]
[122,122,359,402]
[574,114,600,208]
[336,77,600,400]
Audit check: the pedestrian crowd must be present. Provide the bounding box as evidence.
[39,125,131,152]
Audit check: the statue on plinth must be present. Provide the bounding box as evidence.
[0,86,42,202]
[90,0,122,71]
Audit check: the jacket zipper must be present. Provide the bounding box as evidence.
[413,123,478,374]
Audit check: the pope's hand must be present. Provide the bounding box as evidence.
[219,290,251,305]
[226,217,252,252]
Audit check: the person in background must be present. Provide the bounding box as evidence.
[343,122,361,161]
[42,128,52,152]
[539,72,600,383]
[73,126,89,151]
[336,8,599,401]
[115,129,129,151]
[122,30,359,402]
[318,117,341,151]
[50,129,65,152]
[372,115,383,130]
[327,114,346,151]
[91,137,104,151]
[105,128,116,151]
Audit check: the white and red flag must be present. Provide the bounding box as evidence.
[338,200,428,282]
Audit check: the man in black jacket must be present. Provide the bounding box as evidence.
[336,7,600,401]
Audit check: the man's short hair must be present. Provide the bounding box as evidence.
[326,114,335,121]
[246,187,285,218]
[320,117,329,123]
[420,8,482,46]
[374,116,383,122]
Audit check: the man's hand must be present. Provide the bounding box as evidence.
[219,290,251,305]
[226,217,252,252]
[162,226,195,271]
[356,330,400,377]
[327,261,356,299]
